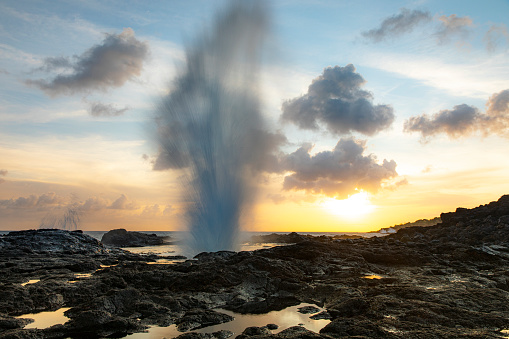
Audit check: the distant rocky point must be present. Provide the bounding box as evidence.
[100,228,171,247]
[373,216,441,234]
[249,232,363,244]
[392,194,509,245]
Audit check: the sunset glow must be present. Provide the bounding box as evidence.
[1,1,509,233]
[322,192,376,220]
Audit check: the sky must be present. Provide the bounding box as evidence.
[1,0,509,232]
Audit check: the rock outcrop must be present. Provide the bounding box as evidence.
[101,228,169,247]
[0,229,108,255]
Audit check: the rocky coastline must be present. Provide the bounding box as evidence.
[100,228,173,247]
[2,195,509,338]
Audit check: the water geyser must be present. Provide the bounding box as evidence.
[155,1,271,254]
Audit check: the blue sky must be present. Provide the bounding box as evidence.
[1,0,509,231]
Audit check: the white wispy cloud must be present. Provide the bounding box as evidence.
[360,51,509,98]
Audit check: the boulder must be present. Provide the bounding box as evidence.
[101,229,167,247]
[176,309,234,332]
[0,229,107,255]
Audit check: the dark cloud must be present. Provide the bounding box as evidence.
[404,104,481,139]
[34,56,73,73]
[88,102,129,117]
[361,8,432,43]
[404,89,509,140]
[0,169,7,176]
[362,9,474,46]
[484,24,509,52]
[484,89,509,134]
[279,138,398,198]
[281,64,394,136]
[435,14,473,44]
[26,28,148,97]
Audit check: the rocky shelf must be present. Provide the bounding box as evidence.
[100,228,173,247]
[1,195,509,338]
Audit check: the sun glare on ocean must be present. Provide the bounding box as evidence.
[322,191,375,219]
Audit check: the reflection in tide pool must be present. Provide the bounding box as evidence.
[129,303,330,338]
[17,307,70,329]
[122,243,289,260]
[21,279,40,286]
[363,274,383,279]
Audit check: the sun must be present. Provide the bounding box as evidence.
[322,191,376,219]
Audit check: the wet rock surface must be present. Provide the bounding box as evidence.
[101,228,170,247]
[2,195,509,338]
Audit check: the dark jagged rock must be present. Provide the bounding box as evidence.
[0,314,32,330]
[392,194,509,246]
[249,232,363,244]
[100,228,168,247]
[175,330,233,339]
[296,306,320,314]
[249,232,308,244]
[0,229,108,255]
[236,326,272,338]
[176,309,234,332]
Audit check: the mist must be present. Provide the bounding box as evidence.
[154,1,271,254]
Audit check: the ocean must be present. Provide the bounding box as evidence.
[0,229,378,259]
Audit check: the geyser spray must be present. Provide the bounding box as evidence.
[155,1,270,254]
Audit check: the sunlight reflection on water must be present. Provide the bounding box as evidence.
[20,279,40,286]
[17,307,70,329]
[129,303,329,338]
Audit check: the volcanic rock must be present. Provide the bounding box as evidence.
[296,306,320,314]
[101,228,168,247]
[176,309,234,332]
[175,330,233,339]
[236,326,272,338]
[0,229,108,255]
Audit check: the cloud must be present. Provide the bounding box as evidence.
[108,194,138,210]
[280,64,394,136]
[435,14,473,44]
[486,89,509,115]
[140,204,162,217]
[361,8,432,43]
[26,28,148,96]
[361,9,473,46]
[88,102,129,117]
[81,196,110,211]
[404,104,481,139]
[404,89,509,140]
[0,192,66,209]
[484,89,509,134]
[279,138,398,199]
[484,24,509,52]
[33,56,73,73]
[0,169,7,183]
[0,68,9,75]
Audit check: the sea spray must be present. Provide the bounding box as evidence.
[155,1,271,254]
